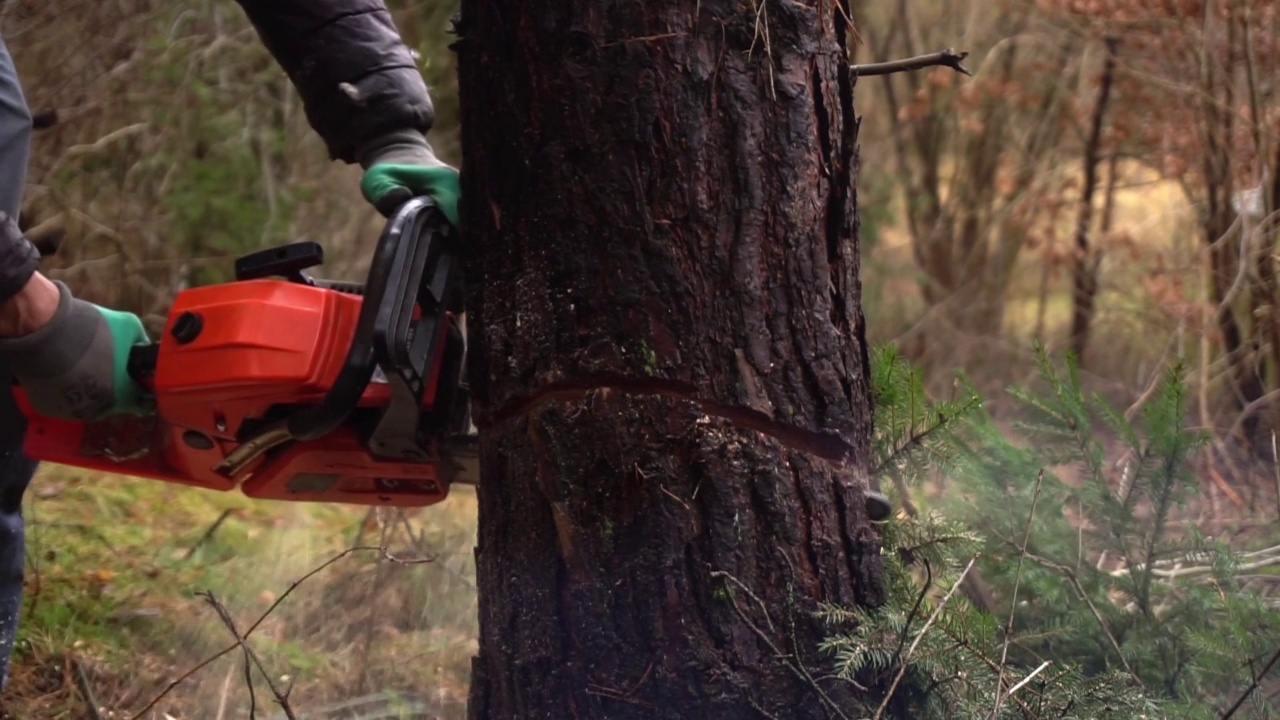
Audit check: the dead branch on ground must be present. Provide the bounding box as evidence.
[69,653,103,720]
[130,543,437,719]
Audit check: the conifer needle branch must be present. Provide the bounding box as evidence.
[932,623,1042,719]
[873,554,980,720]
[852,48,971,77]
[992,470,1045,719]
[873,412,951,477]
[1008,546,1144,688]
[1222,645,1280,719]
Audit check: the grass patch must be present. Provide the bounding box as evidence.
[5,465,478,719]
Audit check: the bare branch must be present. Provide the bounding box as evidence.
[852,48,971,77]
[1011,547,1144,687]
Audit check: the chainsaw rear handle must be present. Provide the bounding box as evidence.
[214,196,455,477]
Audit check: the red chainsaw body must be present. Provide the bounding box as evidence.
[17,278,454,506]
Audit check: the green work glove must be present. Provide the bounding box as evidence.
[0,281,151,421]
[358,129,459,226]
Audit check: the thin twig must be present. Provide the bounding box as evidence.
[932,623,1043,719]
[747,696,786,720]
[852,48,971,77]
[358,516,394,694]
[183,509,237,561]
[1124,358,1172,423]
[241,625,257,718]
[1273,431,1280,521]
[1004,660,1052,701]
[747,0,777,100]
[992,470,1045,718]
[215,662,235,720]
[200,591,296,719]
[659,484,691,511]
[873,554,980,720]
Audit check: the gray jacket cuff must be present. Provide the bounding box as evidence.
[355,129,447,170]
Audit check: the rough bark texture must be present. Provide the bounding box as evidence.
[453,1,883,717]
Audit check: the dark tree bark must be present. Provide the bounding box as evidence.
[453,1,884,717]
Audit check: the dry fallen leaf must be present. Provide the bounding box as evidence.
[88,570,115,583]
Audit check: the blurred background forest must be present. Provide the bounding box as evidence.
[2,0,1280,717]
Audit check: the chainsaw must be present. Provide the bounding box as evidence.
[10,196,895,521]
[12,195,477,508]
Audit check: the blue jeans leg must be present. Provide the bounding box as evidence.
[0,385,33,691]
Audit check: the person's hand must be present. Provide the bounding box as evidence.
[358,130,459,226]
[0,280,151,421]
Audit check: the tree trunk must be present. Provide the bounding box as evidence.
[1068,37,1119,364]
[453,1,885,718]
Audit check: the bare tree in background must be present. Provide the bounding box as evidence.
[853,0,1080,379]
[1060,0,1280,449]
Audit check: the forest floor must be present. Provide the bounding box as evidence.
[0,465,478,720]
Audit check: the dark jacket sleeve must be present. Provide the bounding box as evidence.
[232,0,435,164]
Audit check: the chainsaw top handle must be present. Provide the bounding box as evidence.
[289,196,451,442]
[212,196,457,478]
